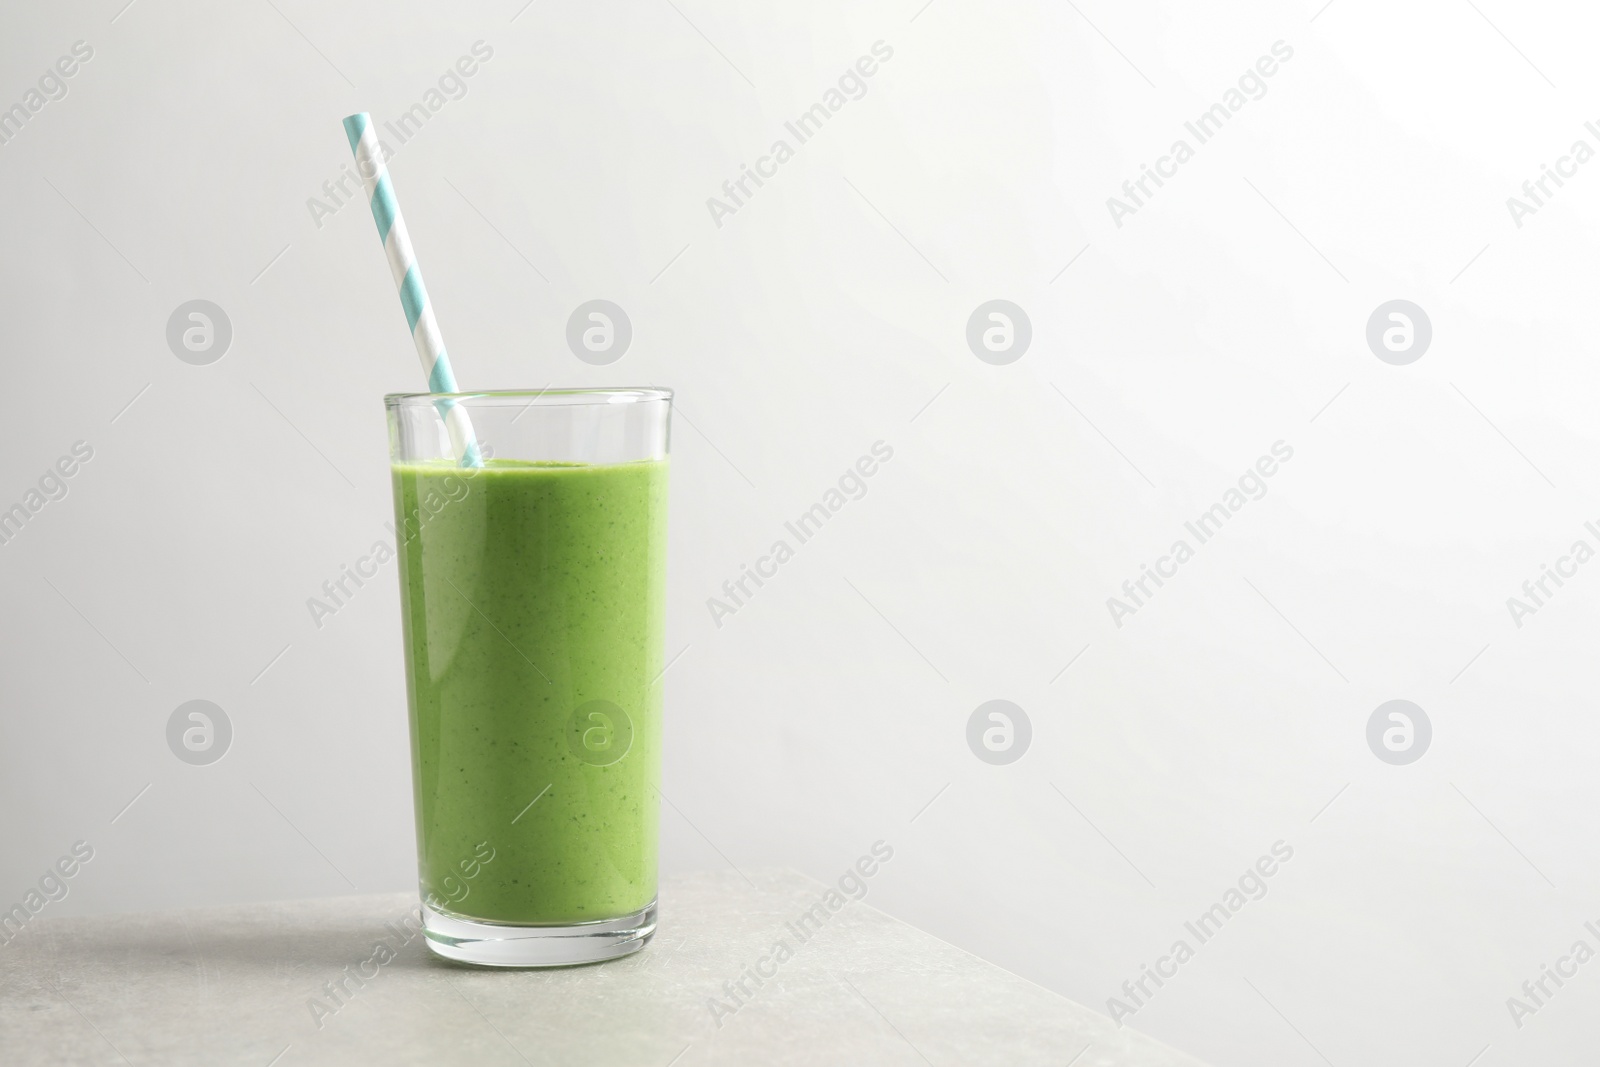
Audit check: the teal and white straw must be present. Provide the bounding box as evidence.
[342,112,482,467]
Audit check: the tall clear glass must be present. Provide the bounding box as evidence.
[385,388,671,967]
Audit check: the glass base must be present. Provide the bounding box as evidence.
[421,898,657,968]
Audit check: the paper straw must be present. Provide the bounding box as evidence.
[342,112,482,467]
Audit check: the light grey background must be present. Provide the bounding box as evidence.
[2,0,1595,1064]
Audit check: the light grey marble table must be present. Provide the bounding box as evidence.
[0,869,1208,1066]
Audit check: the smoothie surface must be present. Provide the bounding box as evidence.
[393,457,667,924]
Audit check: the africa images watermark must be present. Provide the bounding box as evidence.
[422,841,497,913]
[1503,516,1600,629]
[705,40,895,228]
[1107,441,1294,628]
[305,446,492,629]
[303,841,492,1031]
[705,841,895,1028]
[305,902,426,1029]
[706,441,894,628]
[1504,119,1600,229]
[0,40,94,148]
[1106,40,1295,228]
[305,40,495,230]
[0,841,95,948]
[1504,918,1600,1030]
[1106,840,1295,1025]
[0,440,95,548]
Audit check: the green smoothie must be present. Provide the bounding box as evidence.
[392,457,667,925]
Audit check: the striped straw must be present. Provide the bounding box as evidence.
[342,112,482,467]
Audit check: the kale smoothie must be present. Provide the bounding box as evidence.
[392,457,667,926]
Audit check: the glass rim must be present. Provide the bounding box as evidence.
[385,386,672,407]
